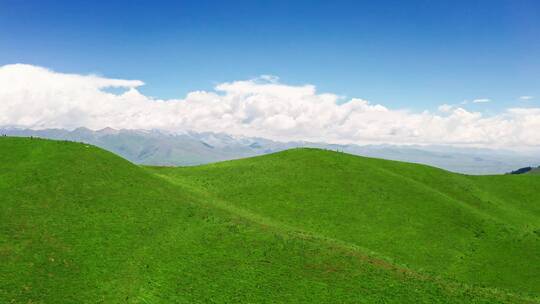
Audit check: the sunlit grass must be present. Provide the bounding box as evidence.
[1,137,538,303]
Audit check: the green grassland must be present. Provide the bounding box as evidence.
[1,137,539,303]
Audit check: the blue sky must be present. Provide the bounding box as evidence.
[1,0,538,112]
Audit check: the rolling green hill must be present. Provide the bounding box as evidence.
[150,149,540,297]
[1,137,539,303]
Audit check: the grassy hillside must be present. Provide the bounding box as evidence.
[150,148,540,297]
[529,167,540,175]
[1,138,538,303]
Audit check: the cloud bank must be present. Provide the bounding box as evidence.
[1,64,539,150]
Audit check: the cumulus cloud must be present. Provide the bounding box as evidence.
[472,98,491,103]
[437,104,453,113]
[1,64,540,149]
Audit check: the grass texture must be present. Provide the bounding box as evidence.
[1,137,538,303]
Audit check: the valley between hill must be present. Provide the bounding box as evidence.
[1,137,538,303]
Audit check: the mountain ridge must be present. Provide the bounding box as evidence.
[2,127,540,174]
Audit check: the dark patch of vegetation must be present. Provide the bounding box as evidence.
[509,167,533,174]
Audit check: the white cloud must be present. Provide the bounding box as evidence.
[1,64,540,150]
[472,98,491,103]
[437,104,453,113]
[519,96,534,101]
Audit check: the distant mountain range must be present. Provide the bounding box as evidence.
[2,127,539,174]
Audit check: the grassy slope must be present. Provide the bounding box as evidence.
[150,148,540,298]
[0,138,537,303]
[529,167,540,175]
